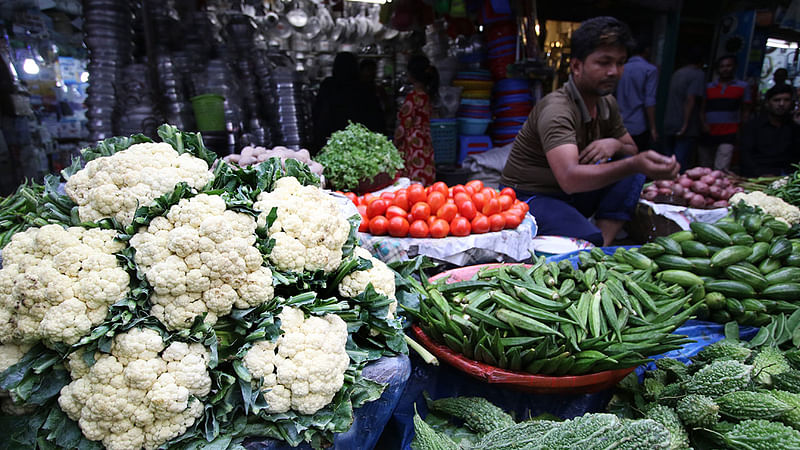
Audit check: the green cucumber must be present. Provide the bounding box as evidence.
[765,267,800,285]
[621,248,657,271]
[726,297,746,315]
[686,257,719,276]
[704,280,756,298]
[754,227,775,242]
[731,233,754,246]
[742,214,763,233]
[761,283,800,301]
[657,269,704,287]
[639,242,666,258]
[724,265,768,292]
[654,236,683,255]
[745,242,770,264]
[765,218,790,236]
[769,238,793,259]
[655,254,694,271]
[787,254,800,267]
[710,246,752,268]
[716,221,746,235]
[691,222,733,246]
[741,298,767,313]
[668,230,695,242]
[705,292,726,310]
[681,240,710,257]
[759,257,782,275]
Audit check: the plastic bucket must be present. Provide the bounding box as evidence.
[191,93,225,131]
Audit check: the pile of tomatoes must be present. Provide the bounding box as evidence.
[340,180,530,238]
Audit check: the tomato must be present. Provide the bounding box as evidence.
[429,219,450,238]
[471,192,486,211]
[380,191,395,201]
[489,213,506,232]
[482,198,501,216]
[394,187,408,197]
[498,194,514,211]
[344,192,358,205]
[464,185,476,196]
[407,184,427,205]
[368,216,389,235]
[357,204,367,216]
[387,216,410,237]
[431,181,449,196]
[457,200,477,220]
[500,187,516,200]
[514,200,530,214]
[392,193,409,211]
[409,219,430,238]
[450,217,471,236]
[503,211,522,229]
[471,214,490,234]
[466,180,484,192]
[411,202,431,221]
[453,192,470,206]
[452,184,466,195]
[427,215,438,227]
[427,191,446,214]
[366,199,387,218]
[480,187,497,199]
[358,214,369,232]
[362,193,376,205]
[385,205,407,219]
[437,203,458,222]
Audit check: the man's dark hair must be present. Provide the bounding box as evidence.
[571,16,635,61]
[766,83,793,100]
[715,54,737,68]
[775,68,789,77]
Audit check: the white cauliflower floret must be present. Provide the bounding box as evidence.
[64,142,213,226]
[242,306,350,415]
[0,343,32,373]
[0,225,129,346]
[730,191,800,224]
[130,194,274,330]
[58,328,210,450]
[254,177,351,273]
[339,247,398,319]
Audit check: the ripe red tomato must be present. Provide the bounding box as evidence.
[357,204,367,216]
[386,205,407,219]
[471,214,490,234]
[409,219,430,238]
[500,187,516,200]
[466,180,484,192]
[358,214,369,232]
[453,192,470,206]
[450,217,471,236]
[482,198,501,216]
[387,216,410,237]
[498,194,514,211]
[480,187,497,199]
[471,192,487,211]
[464,185,476,196]
[344,192,358,205]
[380,191,396,201]
[503,211,522,229]
[427,191,446,214]
[514,200,530,214]
[429,219,450,238]
[407,184,427,205]
[368,216,389,235]
[392,193,410,211]
[452,184,466,195]
[411,202,431,221]
[489,213,506,232]
[427,215,438,227]
[366,199,387,218]
[361,193,376,205]
[431,181,449,195]
[457,200,477,221]
[437,203,458,222]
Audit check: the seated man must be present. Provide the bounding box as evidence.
[739,84,800,177]
[500,16,679,246]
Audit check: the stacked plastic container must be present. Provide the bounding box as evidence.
[491,78,533,146]
[453,70,493,136]
[486,22,517,80]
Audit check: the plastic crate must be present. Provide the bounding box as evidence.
[430,118,458,165]
[458,134,493,164]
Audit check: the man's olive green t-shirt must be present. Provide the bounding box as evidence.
[500,78,628,195]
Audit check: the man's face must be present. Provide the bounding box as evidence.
[572,45,627,96]
[717,58,736,80]
[767,92,793,117]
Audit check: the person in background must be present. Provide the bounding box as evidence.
[394,54,438,185]
[500,16,679,247]
[739,84,800,177]
[662,46,706,170]
[359,58,389,135]
[615,35,658,151]
[699,54,751,170]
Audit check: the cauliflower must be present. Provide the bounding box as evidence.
[339,247,398,319]
[0,343,35,415]
[242,306,350,415]
[129,194,274,330]
[0,225,129,346]
[65,142,213,226]
[730,191,800,224]
[58,327,211,450]
[253,177,351,273]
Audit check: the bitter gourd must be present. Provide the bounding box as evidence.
[752,346,792,387]
[411,408,460,450]
[655,358,689,382]
[716,391,792,420]
[676,394,720,428]
[774,370,800,394]
[724,419,800,450]
[612,418,673,450]
[473,420,557,449]
[684,360,752,397]
[771,390,800,431]
[644,405,691,450]
[425,394,515,434]
[533,413,623,449]
[692,340,751,364]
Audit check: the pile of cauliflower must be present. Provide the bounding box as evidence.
[59,328,211,450]
[130,194,275,330]
[65,142,213,226]
[339,247,398,320]
[0,224,129,346]
[730,191,800,224]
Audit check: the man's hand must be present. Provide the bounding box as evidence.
[579,138,622,164]
[635,151,680,180]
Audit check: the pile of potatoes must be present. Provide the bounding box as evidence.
[222,145,325,177]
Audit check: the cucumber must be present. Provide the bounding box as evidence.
[705,292,726,310]
[759,257,782,275]
[726,297,746,315]
[687,257,719,276]
[724,265,768,292]
[765,218,790,236]
[691,222,733,246]
[769,238,793,259]
[745,242,770,264]
[704,280,756,298]
[717,221,746,235]
[710,246,752,268]
[620,248,657,271]
[657,269,704,287]
[787,253,800,267]
[731,233,754,246]
[742,214,763,233]
[735,261,761,273]
[668,230,695,242]
[681,240,710,257]
[655,254,694,271]
[761,283,800,301]
[710,309,732,323]
[654,236,683,255]
[639,242,666,258]
[706,245,723,254]
[741,298,767,313]
[765,267,800,285]
[754,227,775,243]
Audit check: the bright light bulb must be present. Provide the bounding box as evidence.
[479,25,484,32]
[22,58,39,75]
[534,23,540,35]
[80,71,89,83]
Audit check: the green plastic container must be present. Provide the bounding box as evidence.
[191,93,225,131]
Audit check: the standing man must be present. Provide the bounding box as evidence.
[699,54,751,170]
[739,84,800,177]
[663,46,706,170]
[500,16,679,247]
[615,37,659,151]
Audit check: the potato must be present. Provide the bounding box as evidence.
[700,175,716,185]
[711,200,729,208]
[643,190,657,200]
[678,176,693,188]
[689,195,707,208]
[672,184,685,196]
[691,181,710,195]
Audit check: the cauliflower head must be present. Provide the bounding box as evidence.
[254,177,351,273]
[58,327,211,450]
[65,142,213,226]
[129,194,274,330]
[338,247,397,319]
[730,191,800,224]
[0,225,129,345]
[243,306,350,415]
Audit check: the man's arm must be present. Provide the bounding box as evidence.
[548,143,679,194]
[578,133,638,164]
[646,106,658,142]
[678,95,696,135]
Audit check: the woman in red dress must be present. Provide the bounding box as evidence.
[395,55,439,185]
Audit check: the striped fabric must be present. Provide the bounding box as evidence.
[705,80,751,136]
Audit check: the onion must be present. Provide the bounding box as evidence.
[655,180,673,189]
[700,175,716,185]
[733,186,745,193]
[671,184,685,196]
[710,170,724,178]
[691,181,710,195]
[683,191,695,200]
[678,176,693,188]
[686,167,704,180]
[719,178,731,188]
[708,185,724,199]
[643,190,657,200]
[658,187,673,195]
[689,196,707,208]
[711,200,729,208]
[701,167,712,175]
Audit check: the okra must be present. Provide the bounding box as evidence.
[495,308,564,337]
